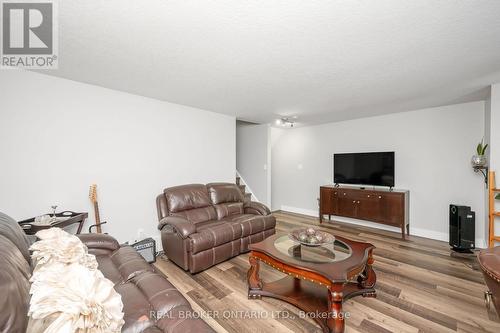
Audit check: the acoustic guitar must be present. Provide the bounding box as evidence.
[88,184,107,233]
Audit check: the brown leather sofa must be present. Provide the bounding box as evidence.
[0,211,213,333]
[156,183,276,273]
[478,246,500,315]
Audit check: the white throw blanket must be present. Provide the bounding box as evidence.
[30,228,98,272]
[28,228,125,333]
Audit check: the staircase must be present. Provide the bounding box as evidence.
[236,175,253,203]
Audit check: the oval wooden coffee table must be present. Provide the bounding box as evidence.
[247,232,376,333]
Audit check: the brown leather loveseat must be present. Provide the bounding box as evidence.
[156,183,276,273]
[0,211,213,333]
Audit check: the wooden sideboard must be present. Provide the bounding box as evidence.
[320,185,409,239]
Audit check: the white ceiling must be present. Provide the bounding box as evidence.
[40,0,500,125]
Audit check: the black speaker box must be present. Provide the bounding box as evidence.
[449,204,475,251]
[131,237,156,263]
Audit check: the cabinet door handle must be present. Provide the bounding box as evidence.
[343,193,346,196]
[378,196,382,199]
[367,195,370,198]
[352,200,356,203]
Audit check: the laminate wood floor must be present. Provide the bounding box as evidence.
[154,211,500,333]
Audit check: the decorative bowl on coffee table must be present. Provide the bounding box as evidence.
[289,227,335,247]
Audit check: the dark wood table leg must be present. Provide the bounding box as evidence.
[76,219,85,234]
[247,255,262,299]
[358,249,377,292]
[327,286,345,333]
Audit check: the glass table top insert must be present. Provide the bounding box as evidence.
[274,234,352,264]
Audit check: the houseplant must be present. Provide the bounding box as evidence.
[471,139,488,168]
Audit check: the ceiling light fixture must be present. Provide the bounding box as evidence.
[276,117,295,127]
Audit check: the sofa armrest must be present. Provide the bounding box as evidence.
[244,201,271,216]
[158,216,196,239]
[77,233,120,252]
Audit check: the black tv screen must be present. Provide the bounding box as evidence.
[334,152,395,187]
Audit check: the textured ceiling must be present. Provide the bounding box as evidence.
[40,0,500,125]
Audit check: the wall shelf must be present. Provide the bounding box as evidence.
[474,165,489,186]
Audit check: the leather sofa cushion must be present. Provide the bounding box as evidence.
[133,272,190,316]
[213,202,244,220]
[141,327,164,333]
[207,183,243,205]
[478,246,500,316]
[115,281,154,332]
[116,271,204,333]
[479,246,500,280]
[240,228,276,253]
[189,221,243,253]
[156,193,170,221]
[78,233,120,254]
[170,206,217,224]
[94,246,154,284]
[223,214,276,237]
[0,234,31,333]
[116,271,192,332]
[189,240,240,273]
[243,201,271,216]
[164,184,211,213]
[93,244,214,332]
[0,212,31,264]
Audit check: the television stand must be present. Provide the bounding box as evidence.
[319,185,409,239]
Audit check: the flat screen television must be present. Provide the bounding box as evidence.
[334,152,395,187]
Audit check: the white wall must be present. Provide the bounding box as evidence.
[489,84,500,173]
[236,123,271,206]
[488,83,500,246]
[0,70,236,246]
[485,89,492,245]
[272,101,487,247]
